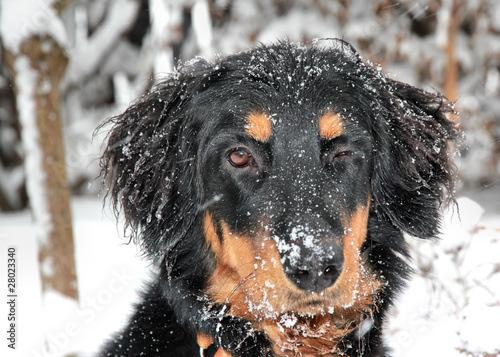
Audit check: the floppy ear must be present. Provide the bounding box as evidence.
[371,80,460,239]
[99,63,208,260]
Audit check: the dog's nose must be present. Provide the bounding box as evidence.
[283,240,344,292]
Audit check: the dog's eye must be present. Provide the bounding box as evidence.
[334,151,352,159]
[323,149,353,162]
[228,148,254,168]
[322,144,355,170]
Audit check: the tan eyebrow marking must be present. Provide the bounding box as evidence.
[245,112,272,142]
[319,112,344,139]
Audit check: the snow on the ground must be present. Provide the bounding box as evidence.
[0,197,150,357]
[386,192,500,356]
[0,185,499,356]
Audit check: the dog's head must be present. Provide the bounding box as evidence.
[101,40,458,329]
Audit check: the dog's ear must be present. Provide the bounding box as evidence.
[371,80,460,239]
[99,61,209,260]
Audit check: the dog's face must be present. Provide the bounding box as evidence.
[102,41,457,338]
[194,70,378,318]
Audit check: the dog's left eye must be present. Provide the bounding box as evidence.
[228,148,255,168]
[334,151,353,159]
[322,143,355,170]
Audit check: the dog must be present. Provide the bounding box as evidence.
[98,40,459,356]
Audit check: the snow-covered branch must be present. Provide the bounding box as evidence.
[65,0,140,86]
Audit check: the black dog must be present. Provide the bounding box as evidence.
[99,40,458,356]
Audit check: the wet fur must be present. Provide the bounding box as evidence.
[98,40,459,356]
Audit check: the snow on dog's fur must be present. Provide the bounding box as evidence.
[99,40,459,356]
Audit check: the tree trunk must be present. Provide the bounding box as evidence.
[5,35,78,301]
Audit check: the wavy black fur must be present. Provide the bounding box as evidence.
[98,40,459,357]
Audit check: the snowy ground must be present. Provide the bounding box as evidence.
[386,186,500,357]
[0,185,499,357]
[0,198,150,357]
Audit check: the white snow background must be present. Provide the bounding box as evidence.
[1,0,500,356]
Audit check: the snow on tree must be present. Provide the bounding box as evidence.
[1,0,78,302]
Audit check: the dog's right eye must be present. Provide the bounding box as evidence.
[228,148,255,168]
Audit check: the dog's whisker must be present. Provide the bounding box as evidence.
[226,269,257,302]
